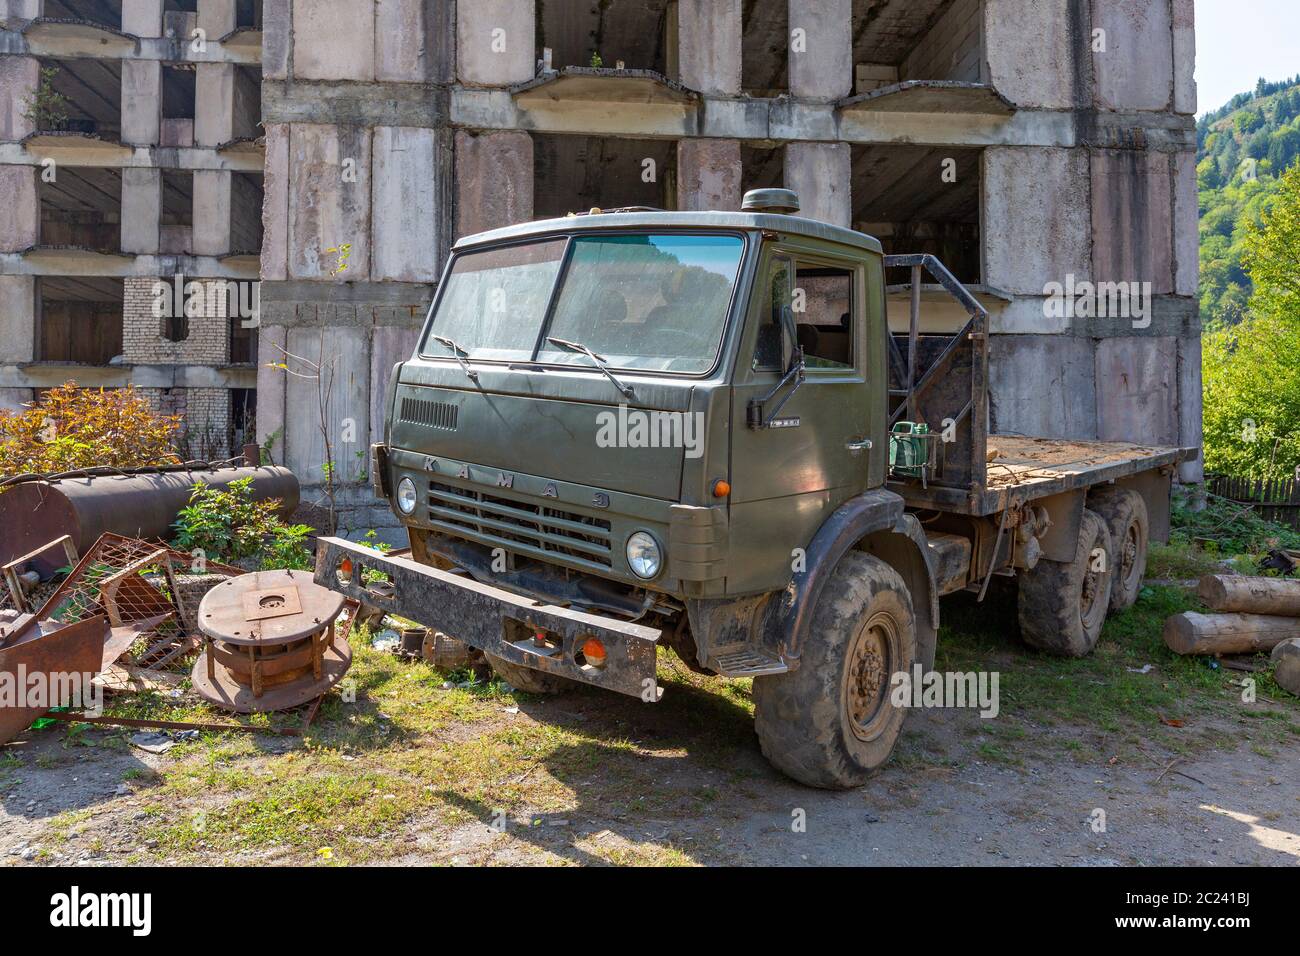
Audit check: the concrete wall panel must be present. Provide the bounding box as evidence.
[287,124,372,280]
[456,0,533,87]
[369,324,421,445]
[453,129,532,238]
[372,125,440,282]
[194,63,235,146]
[989,335,1098,439]
[123,0,164,36]
[376,0,448,83]
[983,147,1091,298]
[1092,0,1173,112]
[283,324,371,481]
[255,324,288,452]
[1090,149,1173,294]
[985,0,1078,108]
[292,0,375,82]
[1095,335,1178,445]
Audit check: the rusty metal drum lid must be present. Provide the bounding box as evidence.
[197,569,344,645]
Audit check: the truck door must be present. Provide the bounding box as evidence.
[727,244,874,593]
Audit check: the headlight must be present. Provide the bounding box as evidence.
[625,531,663,579]
[396,477,418,514]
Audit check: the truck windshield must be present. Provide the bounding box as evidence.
[425,233,744,374]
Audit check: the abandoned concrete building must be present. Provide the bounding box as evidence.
[0,0,1200,531]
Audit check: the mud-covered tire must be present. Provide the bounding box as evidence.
[484,651,576,695]
[1018,508,1113,657]
[753,552,916,789]
[1087,487,1148,612]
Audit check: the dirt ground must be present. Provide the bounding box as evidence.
[2,588,1299,867]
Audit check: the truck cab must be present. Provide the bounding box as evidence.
[320,189,1191,789]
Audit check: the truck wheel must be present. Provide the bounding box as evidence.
[1018,508,1113,657]
[1087,487,1148,612]
[753,552,916,789]
[484,651,575,695]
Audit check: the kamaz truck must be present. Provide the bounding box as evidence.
[316,189,1195,789]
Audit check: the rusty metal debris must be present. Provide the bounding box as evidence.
[0,614,109,746]
[1,531,337,745]
[192,569,351,714]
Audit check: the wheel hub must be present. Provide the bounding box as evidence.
[847,623,891,739]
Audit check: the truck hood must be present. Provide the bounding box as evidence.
[391,363,700,501]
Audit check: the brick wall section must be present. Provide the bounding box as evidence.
[123,276,232,365]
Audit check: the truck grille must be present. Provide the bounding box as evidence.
[427,481,614,568]
[400,396,458,431]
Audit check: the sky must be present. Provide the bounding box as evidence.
[1194,0,1300,115]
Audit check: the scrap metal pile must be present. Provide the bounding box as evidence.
[0,456,356,746]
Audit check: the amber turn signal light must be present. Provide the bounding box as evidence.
[712,479,731,498]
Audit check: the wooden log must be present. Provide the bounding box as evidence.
[1163,611,1300,655]
[1197,574,1300,615]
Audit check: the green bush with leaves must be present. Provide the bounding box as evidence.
[171,476,313,570]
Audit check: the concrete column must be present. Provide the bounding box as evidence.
[122,0,164,36]
[677,0,741,95]
[454,130,533,238]
[1177,334,1204,483]
[0,165,38,251]
[287,124,372,279]
[120,59,162,145]
[456,0,534,86]
[1172,0,1196,114]
[677,139,742,212]
[0,275,37,363]
[0,56,39,141]
[120,168,162,254]
[2,1,43,21]
[263,0,291,80]
[192,169,233,256]
[194,63,234,146]
[788,0,852,101]
[197,0,236,40]
[983,0,1079,109]
[1092,0,1173,111]
[261,123,289,280]
[784,142,850,227]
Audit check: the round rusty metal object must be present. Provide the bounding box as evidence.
[198,569,344,644]
[192,570,349,714]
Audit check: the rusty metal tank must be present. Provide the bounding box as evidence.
[0,465,300,576]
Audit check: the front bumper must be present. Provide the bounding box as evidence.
[314,537,662,700]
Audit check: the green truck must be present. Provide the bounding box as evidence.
[316,189,1195,789]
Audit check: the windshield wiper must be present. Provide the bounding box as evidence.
[432,335,479,382]
[546,337,635,399]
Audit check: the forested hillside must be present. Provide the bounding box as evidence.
[1196,75,1300,325]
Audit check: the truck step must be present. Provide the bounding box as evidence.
[707,646,789,677]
